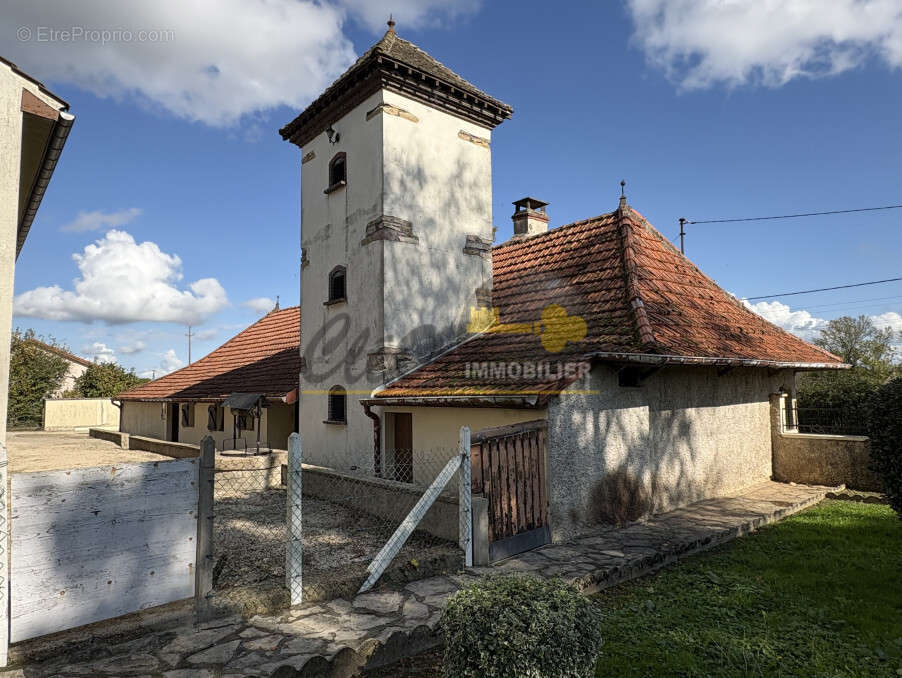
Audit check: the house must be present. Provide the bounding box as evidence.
[0,58,74,442]
[117,306,300,451]
[26,338,92,396]
[281,23,846,548]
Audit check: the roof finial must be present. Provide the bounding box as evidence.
[619,179,627,208]
[387,14,396,32]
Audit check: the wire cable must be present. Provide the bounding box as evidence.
[688,204,902,225]
[744,276,902,301]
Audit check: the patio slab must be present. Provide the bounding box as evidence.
[3,480,831,677]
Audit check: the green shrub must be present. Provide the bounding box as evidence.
[867,377,902,519]
[440,575,603,678]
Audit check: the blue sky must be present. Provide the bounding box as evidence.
[5,1,902,375]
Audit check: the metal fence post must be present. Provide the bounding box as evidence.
[286,433,303,606]
[195,436,215,622]
[458,426,473,568]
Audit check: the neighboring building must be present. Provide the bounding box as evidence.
[0,58,74,443]
[281,23,848,550]
[26,339,92,396]
[117,306,300,451]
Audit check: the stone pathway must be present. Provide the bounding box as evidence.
[3,481,830,678]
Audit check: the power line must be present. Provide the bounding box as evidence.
[687,203,902,225]
[802,294,902,312]
[744,276,902,301]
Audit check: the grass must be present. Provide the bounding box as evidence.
[368,500,902,677]
[594,500,902,677]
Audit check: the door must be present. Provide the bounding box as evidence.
[471,420,549,561]
[392,413,413,483]
[168,403,179,442]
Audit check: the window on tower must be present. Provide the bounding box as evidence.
[326,265,346,304]
[326,152,347,193]
[326,385,347,424]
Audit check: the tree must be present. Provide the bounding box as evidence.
[72,362,149,398]
[814,315,897,380]
[7,329,69,428]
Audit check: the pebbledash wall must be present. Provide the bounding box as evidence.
[119,401,295,451]
[546,364,795,541]
[299,87,495,471]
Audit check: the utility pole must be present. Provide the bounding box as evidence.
[186,325,194,364]
[678,218,687,254]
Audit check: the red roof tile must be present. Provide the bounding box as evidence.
[376,203,845,400]
[119,307,300,401]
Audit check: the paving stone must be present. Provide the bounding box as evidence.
[160,626,235,656]
[164,670,217,678]
[226,651,267,670]
[239,627,270,639]
[242,634,283,652]
[405,577,457,597]
[340,612,391,631]
[422,591,455,607]
[186,639,241,665]
[90,653,160,675]
[326,599,354,614]
[277,612,340,636]
[353,591,404,614]
[259,654,314,674]
[281,635,327,655]
[402,599,430,619]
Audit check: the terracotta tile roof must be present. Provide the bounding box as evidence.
[119,307,300,402]
[27,339,92,368]
[376,203,845,401]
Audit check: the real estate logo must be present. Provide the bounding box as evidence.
[466,303,587,353]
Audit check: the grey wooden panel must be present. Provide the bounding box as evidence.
[10,459,198,642]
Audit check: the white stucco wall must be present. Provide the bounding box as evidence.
[298,87,497,472]
[546,365,795,540]
[43,398,120,431]
[54,360,88,396]
[0,64,67,443]
[119,401,295,451]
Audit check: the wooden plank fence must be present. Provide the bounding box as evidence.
[10,459,198,642]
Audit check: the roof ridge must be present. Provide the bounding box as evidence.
[617,205,657,351]
[493,210,618,251]
[26,338,92,367]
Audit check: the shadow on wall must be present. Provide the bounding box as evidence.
[556,367,785,531]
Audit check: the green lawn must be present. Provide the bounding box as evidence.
[594,500,902,677]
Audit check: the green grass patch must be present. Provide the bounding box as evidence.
[594,500,902,677]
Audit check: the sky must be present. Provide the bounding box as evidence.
[4,0,902,377]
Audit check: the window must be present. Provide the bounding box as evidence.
[327,385,347,423]
[207,404,225,431]
[618,366,642,388]
[237,412,255,432]
[326,152,346,193]
[327,265,346,303]
[180,403,195,428]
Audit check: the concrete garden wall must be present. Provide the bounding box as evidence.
[44,398,119,431]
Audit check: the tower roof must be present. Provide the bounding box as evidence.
[373,203,846,403]
[280,27,513,147]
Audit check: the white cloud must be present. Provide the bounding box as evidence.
[742,299,826,340]
[193,328,217,341]
[60,208,142,233]
[627,0,902,90]
[160,349,185,374]
[118,340,146,355]
[242,297,276,315]
[872,311,902,334]
[2,1,481,127]
[13,230,228,325]
[82,341,116,363]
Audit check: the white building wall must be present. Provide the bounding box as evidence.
[0,65,67,442]
[298,88,497,471]
[546,365,795,541]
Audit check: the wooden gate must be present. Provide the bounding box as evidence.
[471,420,549,562]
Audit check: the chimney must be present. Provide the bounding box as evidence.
[512,197,549,237]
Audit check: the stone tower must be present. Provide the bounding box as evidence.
[280,22,513,468]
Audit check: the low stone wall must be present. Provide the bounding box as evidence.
[89,427,128,447]
[769,394,881,492]
[292,463,490,565]
[128,435,199,459]
[772,432,882,491]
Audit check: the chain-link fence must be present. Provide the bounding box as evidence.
[292,437,469,603]
[208,453,289,615]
